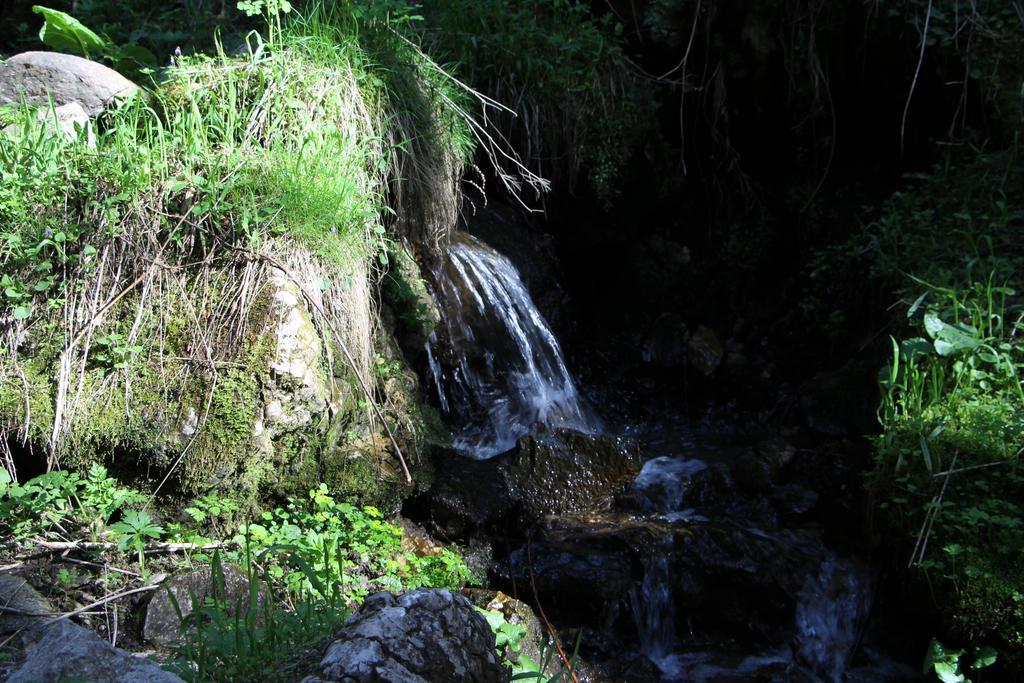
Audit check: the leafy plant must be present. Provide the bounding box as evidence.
[31,5,157,77]
[925,638,997,683]
[232,484,474,605]
[109,509,164,575]
[90,332,144,372]
[166,550,347,682]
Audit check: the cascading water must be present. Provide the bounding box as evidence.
[630,551,680,676]
[425,232,599,459]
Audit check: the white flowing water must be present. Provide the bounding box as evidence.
[425,233,599,459]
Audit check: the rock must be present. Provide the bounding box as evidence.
[315,589,508,682]
[641,313,689,368]
[0,575,52,634]
[0,51,139,116]
[799,361,878,436]
[1,101,93,144]
[732,451,773,493]
[144,564,260,646]
[419,430,642,537]
[630,456,708,513]
[688,325,723,376]
[8,620,183,683]
[772,483,819,519]
[380,241,441,353]
[463,589,545,667]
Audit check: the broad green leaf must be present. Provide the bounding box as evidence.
[934,339,956,356]
[12,306,31,320]
[32,6,107,58]
[972,647,997,669]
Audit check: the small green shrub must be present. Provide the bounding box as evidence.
[230,484,474,605]
[0,464,145,540]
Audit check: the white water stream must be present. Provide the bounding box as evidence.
[425,233,599,458]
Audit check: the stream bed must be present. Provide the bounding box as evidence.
[410,224,920,682]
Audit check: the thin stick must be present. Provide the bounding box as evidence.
[526,539,579,683]
[45,584,158,625]
[31,538,230,554]
[901,0,933,152]
[932,461,1004,478]
[909,451,957,567]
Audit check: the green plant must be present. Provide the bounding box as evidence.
[164,549,347,682]
[0,465,144,540]
[233,484,474,605]
[924,638,997,683]
[109,509,164,576]
[31,5,157,78]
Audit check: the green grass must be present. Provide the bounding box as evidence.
[0,2,489,499]
[865,149,1024,672]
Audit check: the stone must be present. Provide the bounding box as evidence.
[641,313,689,368]
[799,361,878,436]
[688,325,723,376]
[1,101,93,144]
[419,430,642,537]
[0,575,53,634]
[144,564,260,646]
[8,620,183,683]
[0,51,139,116]
[463,589,544,667]
[315,589,508,682]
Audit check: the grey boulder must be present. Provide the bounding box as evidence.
[0,51,139,116]
[0,575,53,635]
[144,564,260,646]
[8,619,183,683]
[316,589,508,682]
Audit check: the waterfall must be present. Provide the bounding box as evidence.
[425,232,599,459]
[630,552,679,676]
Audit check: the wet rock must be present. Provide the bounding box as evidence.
[144,564,260,646]
[630,456,708,513]
[8,620,183,683]
[799,361,878,436]
[772,483,819,519]
[381,241,441,353]
[0,52,139,116]
[757,437,797,471]
[419,430,642,537]
[0,575,52,634]
[688,325,723,376]
[732,451,773,493]
[641,313,689,368]
[315,589,508,682]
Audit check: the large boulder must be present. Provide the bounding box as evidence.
[0,51,139,116]
[313,589,508,683]
[8,620,183,683]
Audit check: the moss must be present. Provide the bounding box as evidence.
[380,244,440,348]
[63,369,167,470]
[0,359,56,446]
